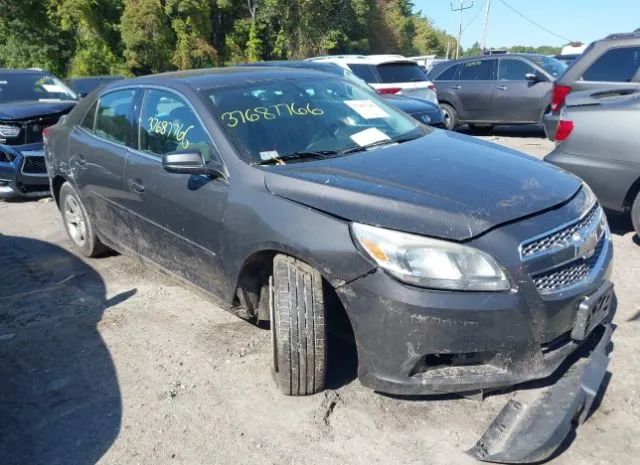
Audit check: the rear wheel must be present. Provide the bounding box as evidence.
[271,254,326,395]
[440,103,458,130]
[632,191,640,238]
[60,183,108,257]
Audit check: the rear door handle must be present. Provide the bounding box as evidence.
[127,178,145,193]
[497,85,508,91]
[450,85,462,90]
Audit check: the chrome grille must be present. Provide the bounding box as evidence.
[521,205,600,259]
[532,238,604,294]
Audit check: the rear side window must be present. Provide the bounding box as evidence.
[376,63,426,83]
[458,60,495,80]
[139,89,213,161]
[94,90,135,145]
[81,101,98,131]
[435,64,458,80]
[582,47,640,82]
[348,64,379,83]
[498,59,536,80]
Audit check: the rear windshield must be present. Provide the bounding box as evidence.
[528,56,567,78]
[581,47,640,82]
[203,76,423,164]
[376,63,426,83]
[0,73,77,103]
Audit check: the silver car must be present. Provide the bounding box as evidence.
[544,86,640,237]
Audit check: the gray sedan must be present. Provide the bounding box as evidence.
[545,86,640,236]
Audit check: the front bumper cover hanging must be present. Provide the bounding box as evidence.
[467,323,613,464]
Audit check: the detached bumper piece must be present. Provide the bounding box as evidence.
[467,323,613,464]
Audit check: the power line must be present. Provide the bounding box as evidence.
[497,0,572,43]
[461,0,487,34]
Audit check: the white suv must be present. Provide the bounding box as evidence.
[306,55,438,104]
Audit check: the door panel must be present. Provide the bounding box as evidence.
[452,59,497,121]
[493,58,551,123]
[122,88,229,298]
[123,152,229,297]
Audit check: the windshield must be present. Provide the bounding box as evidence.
[528,56,567,78]
[0,73,77,103]
[203,77,426,164]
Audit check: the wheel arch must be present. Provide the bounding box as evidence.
[623,176,640,212]
[50,174,70,207]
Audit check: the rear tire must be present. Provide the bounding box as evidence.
[632,191,640,238]
[271,254,326,396]
[440,103,458,130]
[59,183,108,258]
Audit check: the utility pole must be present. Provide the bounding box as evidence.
[450,1,474,59]
[481,0,491,53]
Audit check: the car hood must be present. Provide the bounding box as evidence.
[383,95,440,113]
[0,100,76,121]
[264,130,581,241]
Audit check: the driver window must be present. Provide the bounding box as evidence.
[139,89,213,161]
[498,59,536,81]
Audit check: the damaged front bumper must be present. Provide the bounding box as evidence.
[335,249,613,396]
[0,143,50,199]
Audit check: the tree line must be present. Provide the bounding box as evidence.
[0,0,458,78]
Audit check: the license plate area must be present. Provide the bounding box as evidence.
[571,281,613,341]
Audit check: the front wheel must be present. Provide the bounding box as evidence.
[271,254,326,396]
[440,103,458,130]
[59,182,108,257]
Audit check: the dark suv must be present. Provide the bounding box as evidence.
[544,30,640,141]
[0,69,77,199]
[429,54,567,130]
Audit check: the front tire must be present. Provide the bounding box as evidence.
[59,182,108,257]
[440,103,458,130]
[632,191,640,238]
[271,255,326,395]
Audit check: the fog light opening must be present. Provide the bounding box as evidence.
[410,351,496,376]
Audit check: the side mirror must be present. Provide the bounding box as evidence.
[525,72,545,82]
[162,150,225,179]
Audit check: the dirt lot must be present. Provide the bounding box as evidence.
[1,126,639,465]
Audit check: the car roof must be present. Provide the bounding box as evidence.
[66,76,124,81]
[307,55,417,65]
[103,66,337,92]
[0,68,49,75]
[446,53,550,63]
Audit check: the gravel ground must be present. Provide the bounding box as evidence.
[1,126,638,465]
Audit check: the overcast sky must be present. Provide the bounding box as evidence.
[413,0,640,49]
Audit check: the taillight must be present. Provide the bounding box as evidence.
[428,84,437,92]
[551,84,572,112]
[555,113,574,142]
[376,87,402,95]
[42,126,52,139]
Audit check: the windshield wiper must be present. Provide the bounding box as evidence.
[252,150,341,166]
[340,135,419,155]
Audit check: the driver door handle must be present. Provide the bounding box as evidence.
[497,85,508,91]
[450,85,462,90]
[127,178,145,193]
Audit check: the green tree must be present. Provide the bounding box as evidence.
[165,0,217,69]
[121,0,175,75]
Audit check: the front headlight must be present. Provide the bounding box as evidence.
[0,124,20,138]
[351,223,511,291]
